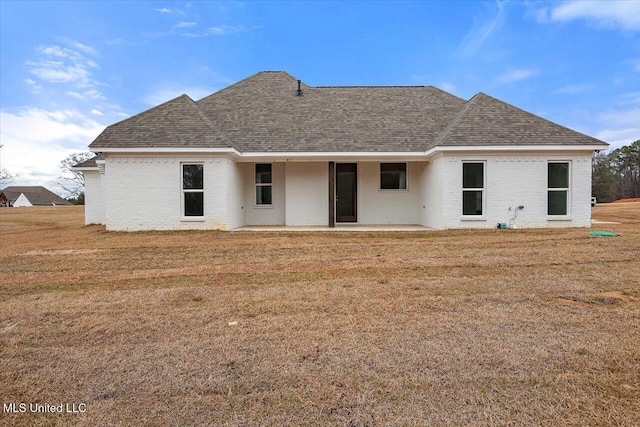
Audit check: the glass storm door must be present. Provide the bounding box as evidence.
[336,163,357,222]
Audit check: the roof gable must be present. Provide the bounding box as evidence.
[89,95,230,149]
[435,93,605,147]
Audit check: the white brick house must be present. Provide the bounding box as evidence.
[75,71,607,231]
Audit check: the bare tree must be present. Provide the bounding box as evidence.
[57,152,94,197]
[0,168,16,187]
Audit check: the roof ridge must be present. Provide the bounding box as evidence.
[185,97,237,150]
[315,85,431,88]
[197,71,298,103]
[432,93,483,148]
[429,85,466,102]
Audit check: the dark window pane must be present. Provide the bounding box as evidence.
[337,172,356,216]
[256,186,272,205]
[463,163,483,188]
[183,164,203,190]
[463,190,483,215]
[255,164,272,184]
[548,190,567,215]
[548,163,569,188]
[184,192,203,216]
[380,163,407,189]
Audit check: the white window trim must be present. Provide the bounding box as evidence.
[254,163,273,208]
[547,161,572,220]
[379,162,409,191]
[181,162,205,221]
[461,161,486,221]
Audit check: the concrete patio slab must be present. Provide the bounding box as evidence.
[232,224,432,232]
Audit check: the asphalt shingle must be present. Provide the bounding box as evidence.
[88,71,607,152]
[89,95,230,149]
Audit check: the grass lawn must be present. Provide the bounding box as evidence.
[1,204,638,426]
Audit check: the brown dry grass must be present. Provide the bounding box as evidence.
[1,205,639,426]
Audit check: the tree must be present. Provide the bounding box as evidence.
[592,139,640,202]
[57,152,93,199]
[592,152,614,202]
[0,168,16,187]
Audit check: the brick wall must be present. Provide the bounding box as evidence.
[439,152,593,229]
[104,155,233,231]
[84,171,105,224]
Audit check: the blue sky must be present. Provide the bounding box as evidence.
[1,0,639,191]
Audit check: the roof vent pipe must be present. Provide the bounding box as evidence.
[296,80,302,96]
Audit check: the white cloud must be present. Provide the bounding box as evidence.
[67,40,98,55]
[618,92,640,105]
[24,78,42,91]
[535,1,640,31]
[556,84,596,95]
[91,109,103,116]
[595,107,640,150]
[29,61,92,85]
[438,82,457,93]
[26,41,103,95]
[154,7,185,16]
[455,1,506,59]
[596,128,639,150]
[180,24,259,37]
[0,108,105,186]
[498,68,539,83]
[175,21,196,28]
[141,85,217,106]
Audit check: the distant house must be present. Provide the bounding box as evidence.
[76,71,608,231]
[0,186,72,207]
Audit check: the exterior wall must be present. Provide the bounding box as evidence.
[242,162,286,225]
[104,155,234,231]
[84,171,105,224]
[357,162,423,224]
[285,162,328,226]
[440,152,593,229]
[418,157,444,228]
[93,152,594,231]
[13,193,32,207]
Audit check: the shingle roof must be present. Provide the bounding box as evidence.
[196,71,466,152]
[89,95,230,149]
[89,71,607,152]
[74,153,104,168]
[0,186,72,206]
[434,93,607,147]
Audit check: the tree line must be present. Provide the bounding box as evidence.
[592,140,640,202]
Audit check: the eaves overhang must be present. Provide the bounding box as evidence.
[91,143,609,162]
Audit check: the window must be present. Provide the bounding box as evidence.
[548,162,569,216]
[380,163,407,190]
[462,162,484,216]
[182,164,203,217]
[255,163,272,205]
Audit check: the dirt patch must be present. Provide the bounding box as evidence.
[556,291,634,307]
[21,249,103,256]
